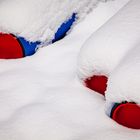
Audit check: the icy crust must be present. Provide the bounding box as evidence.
[78,0,140,81]
[0,0,102,42]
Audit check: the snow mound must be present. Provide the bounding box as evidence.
[77,0,139,81]
[77,0,140,117]
[0,0,102,42]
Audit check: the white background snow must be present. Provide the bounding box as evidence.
[0,0,140,139]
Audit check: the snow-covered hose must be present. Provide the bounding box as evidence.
[0,13,76,59]
[77,0,140,129]
[0,0,102,59]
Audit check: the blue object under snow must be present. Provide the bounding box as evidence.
[18,13,76,57]
[18,37,40,56]
[52,13,76,42]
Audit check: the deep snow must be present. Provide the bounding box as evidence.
[0,0,140,140]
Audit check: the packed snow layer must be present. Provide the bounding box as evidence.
[78,0,140,81]
[0,0,102,42]
[0,0,140,140]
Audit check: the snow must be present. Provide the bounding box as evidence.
[0,0,140,140]
[77,0,140,114]
[78,0,140,80]
[106,43,140,106]
[0,0,100,42]
[105,0,140,109]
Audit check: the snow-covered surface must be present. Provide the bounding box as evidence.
[77,0,140,112]
[0,0,100,42]
[1,0,140,140]
[78,0,140,80]
[106,42,140,105]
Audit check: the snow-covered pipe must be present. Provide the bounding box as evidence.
[78,0,140,81]
[0,0,103,59]
[78,0,140,129]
